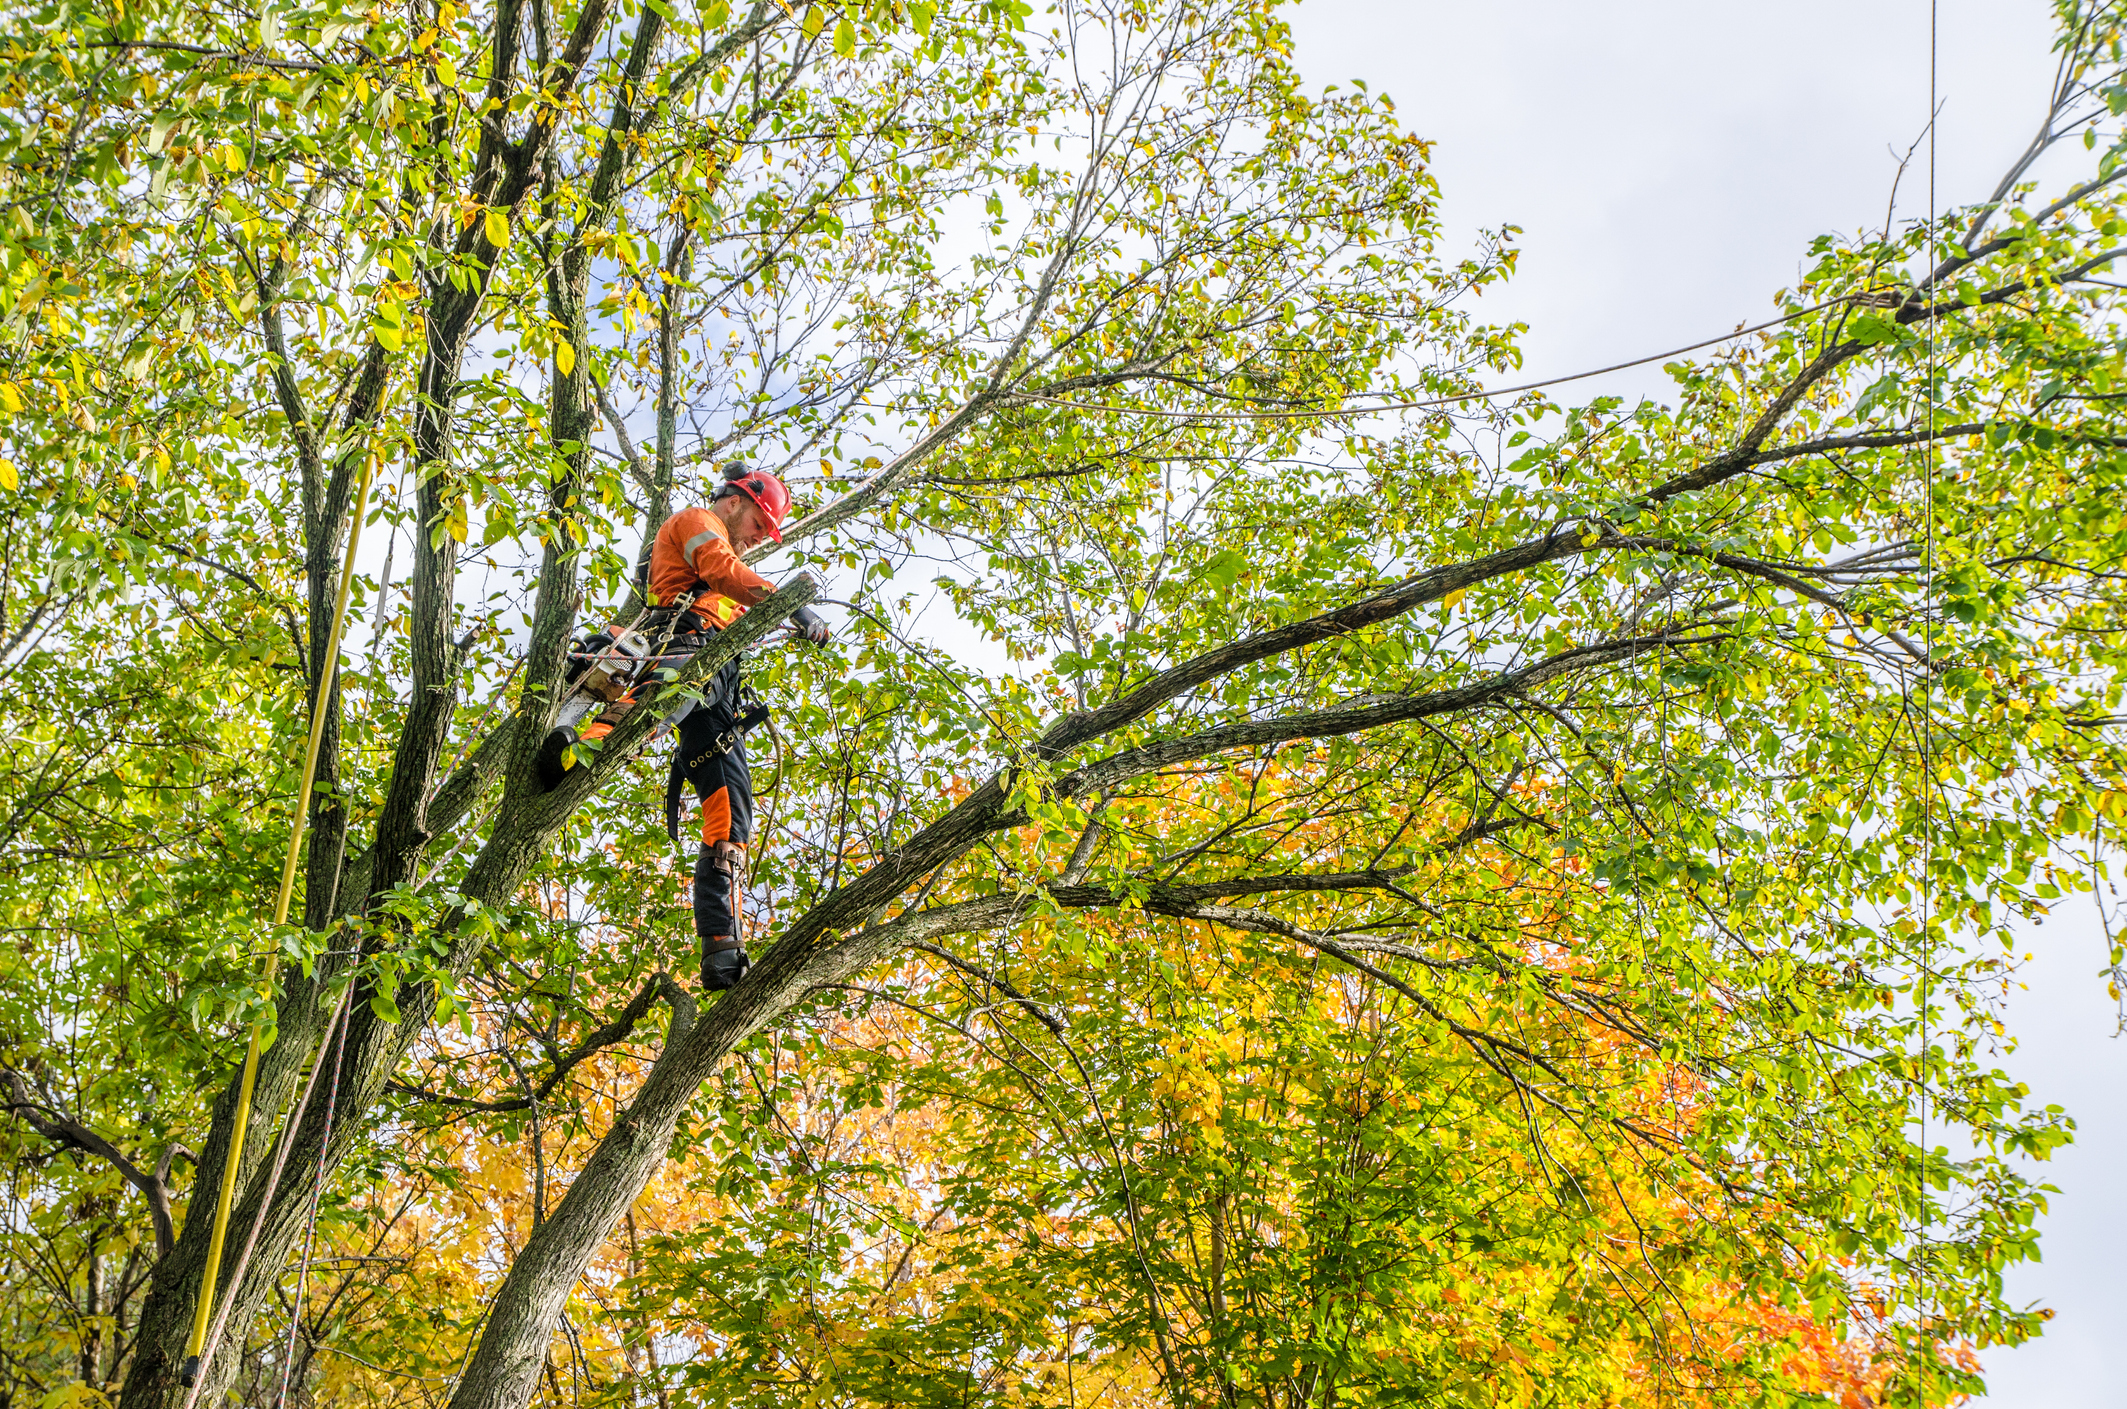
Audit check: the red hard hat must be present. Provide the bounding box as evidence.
[724,465,791,541]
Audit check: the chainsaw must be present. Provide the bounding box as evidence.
[533,596,795,792]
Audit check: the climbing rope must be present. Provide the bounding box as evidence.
[182,978,353,1408]
[272,969,355,1409]
[181,451,377,1398]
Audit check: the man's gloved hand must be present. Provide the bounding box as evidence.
[791,603,832,645]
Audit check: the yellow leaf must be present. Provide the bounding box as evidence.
[484,207,510,248]
[1442,588,1466,610]
[833,16,855,55]
[436,55,459,88]
[555,341,575,376]
[0,383,20,414]
[0,458,16,492]
[801,4,824,37]
[221,143,246,172]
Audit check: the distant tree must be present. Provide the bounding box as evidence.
[0,0,2122,1407]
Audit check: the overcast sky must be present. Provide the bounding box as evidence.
[1283,2,2123,1403]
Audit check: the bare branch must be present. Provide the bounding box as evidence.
[1058,630,1720,799]
[390,973,689,1113]
[3,1067,179,1257]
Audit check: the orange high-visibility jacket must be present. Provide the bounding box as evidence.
[647,505,774,629]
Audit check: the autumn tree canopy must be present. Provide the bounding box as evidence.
[3,0,2124,1407]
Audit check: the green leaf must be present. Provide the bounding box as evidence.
[0,4,2113,1396]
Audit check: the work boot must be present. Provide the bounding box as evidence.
[701,939,749,991]
[534,725,577,792]
[535,707,634,792]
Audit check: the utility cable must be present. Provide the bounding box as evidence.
[180,451,377,1396]
[1014,295,1862,422]
[1922,0,1939,1396]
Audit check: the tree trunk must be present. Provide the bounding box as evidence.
[444,872,922,1409]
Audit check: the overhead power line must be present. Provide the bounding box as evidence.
[1017,295,1865,422]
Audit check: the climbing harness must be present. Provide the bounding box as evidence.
[551,590,704,740]
[180,454,376,1394]
[537,592,793,796]
[663,680,771,845]
[533,591,705,791]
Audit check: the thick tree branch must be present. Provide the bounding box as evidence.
[1058,630,1719,800]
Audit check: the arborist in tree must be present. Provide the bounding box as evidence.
[536,462,832,990]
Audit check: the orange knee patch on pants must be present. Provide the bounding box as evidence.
[700,786,732,845]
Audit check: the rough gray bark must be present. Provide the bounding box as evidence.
[301,345,394,931]
[110,315,391,1407]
